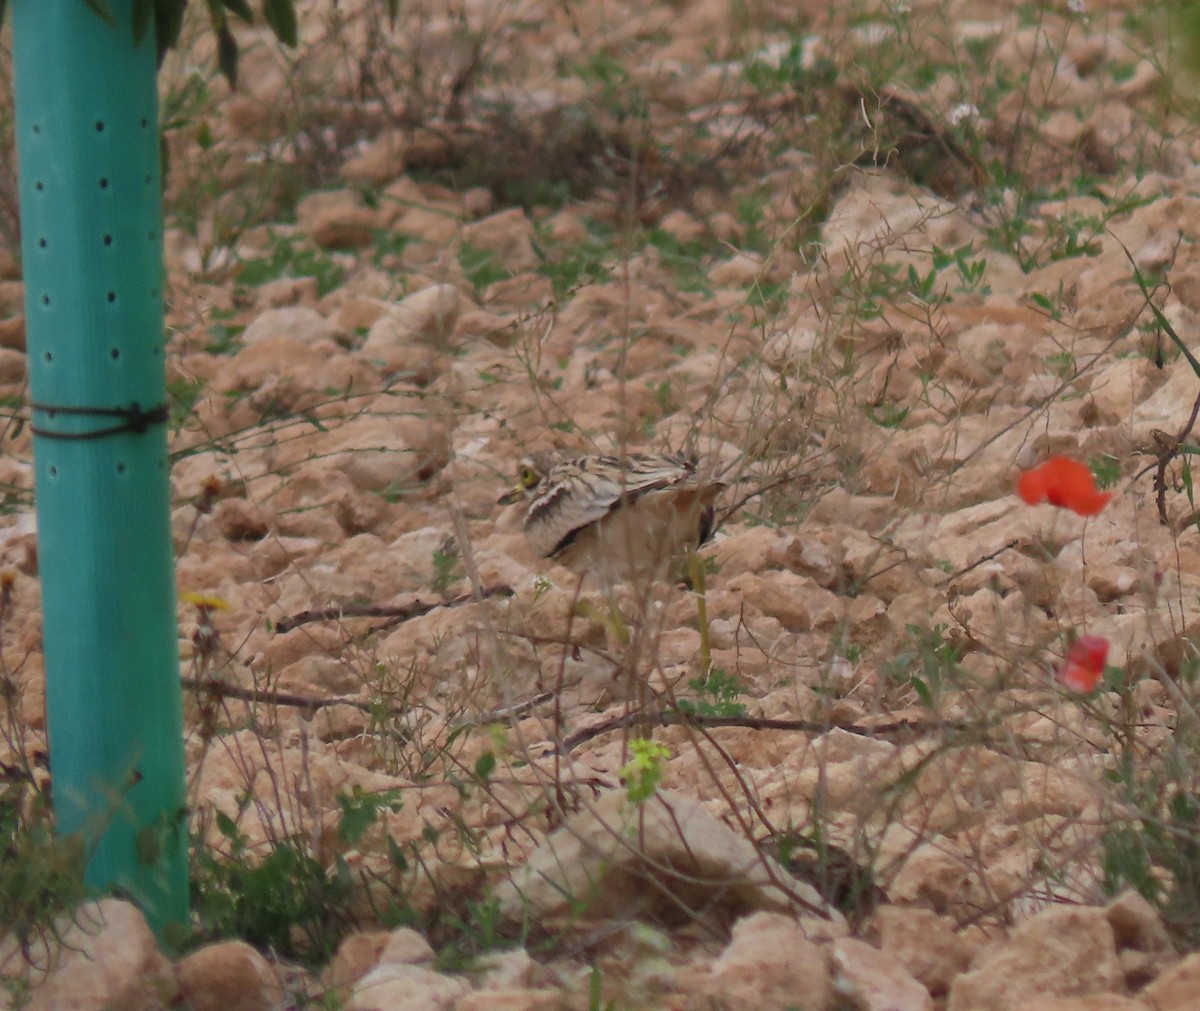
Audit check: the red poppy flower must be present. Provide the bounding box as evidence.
[1056,635,1110,693]
[1018,456,1113,516]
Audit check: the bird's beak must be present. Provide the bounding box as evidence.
[498,485,524,505]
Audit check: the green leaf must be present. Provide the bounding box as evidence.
[911,676,933,708]
[337,800,377,846]
[215,810,240,841]
[0,0,9,29]
[81,0,116,26]
[473,750,497,783]
[131,0,153,43]
[217,22,239,88]
[154,0,187,64]
[1123,248,1200,380]
[386,836,408,871]
[223,0,254,21]
[262,0,298,46]
[386,0,399,25]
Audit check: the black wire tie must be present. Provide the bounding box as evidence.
[29,401,170,440]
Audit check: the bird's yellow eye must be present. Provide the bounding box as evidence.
[519,465,540,489]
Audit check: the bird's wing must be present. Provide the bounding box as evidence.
[524,454,709,558]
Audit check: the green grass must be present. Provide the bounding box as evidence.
[236,234,346,297]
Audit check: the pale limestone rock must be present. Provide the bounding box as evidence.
[695,911,833,1011]
[18,899,175,1011]
[473,948,539,989]
[481,273,553,311]
[399,127,453,168]
[240,306,342,347]
[274,654,364,695]
[1105,890,1174,958]
[658,209,705,243]
[1017,997,1150,1010]
[763,321,820,366]
[496,789,841,928]
[341,131,408,185]
[454,307,517,346]
[889,842,972,911]
[391,205,461,245]
[709,252,763,287]
[384,526,458,587]
[286,412,449,493]
[0,314,24,351]
[346,963,468,1010]
[0,348,26,384]
[546,209,587,243]
[1085,357,1163,426]
[376,926,435,965]
[216,335,369,396]
[948,906,1122,1011]
[1086,566,1145,603]
[461,187,494,218]
[724,569,840,632]
[268,465,388,535]
[175,940,284,1011]
[788,730,898,812]
[296,189,380,248]
[708,525,795,577]
[250,276,320,311]
[456,990,566,1010]
[213,498,271,542]
[876,906,972,997]
[1131,357,1199,435]
[0,279,22,315]
[362,283,464,352]
[333,295,392,333]
[957,322,1025,376]
[831,936,934,1011]
[820,174,984,281]
[808,488,898,532]
[1138,950,1200,1010]
[462,208,539,274]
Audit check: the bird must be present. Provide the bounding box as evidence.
[498,451,724,581]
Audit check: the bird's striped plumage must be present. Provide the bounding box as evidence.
[501,451,723,578]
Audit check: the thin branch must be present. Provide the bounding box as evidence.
[557,707,970,754]
[272,584,513,634]
[180,674,553,727]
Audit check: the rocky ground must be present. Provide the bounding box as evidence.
[5,0,1200,1007]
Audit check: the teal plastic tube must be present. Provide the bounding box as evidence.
[10,1,188,933]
